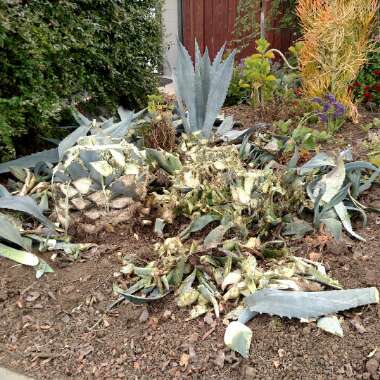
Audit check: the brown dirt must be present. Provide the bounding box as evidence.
[1,210,380,380]
[1,114,380,379]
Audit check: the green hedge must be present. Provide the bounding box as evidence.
[0,0,163,161]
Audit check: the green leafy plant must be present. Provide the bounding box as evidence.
[239,38,278,107]
[225,63,250,106]
[0,0,163,161]
[352,44,380,106]
[361,117,380,132]
[274,117,329,152]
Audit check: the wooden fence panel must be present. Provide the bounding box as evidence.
[182,0,296,62]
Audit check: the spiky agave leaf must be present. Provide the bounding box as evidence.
[174,41,236,138]
[0,215,30,250]
[0,194,55,230]
[245,288,379,319]
[0,243,39,266]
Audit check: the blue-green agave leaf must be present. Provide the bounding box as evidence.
[202,50,236,138]
[0,149,59,174]
[0,195,55,230]
[58,125,91,160]
[0,215,29,250]
[300,153,336,175]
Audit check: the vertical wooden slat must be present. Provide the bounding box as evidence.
[181,0,296,62]
[193,0,204,53]
[182,0,191,51]
[204,0,214,56]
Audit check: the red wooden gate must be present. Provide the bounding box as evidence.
[181,0,296,62]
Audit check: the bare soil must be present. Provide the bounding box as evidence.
[1,109,380,380]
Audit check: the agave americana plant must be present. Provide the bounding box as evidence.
[300,152,380,241]
[174,41,236,138]
[0,107,144,174]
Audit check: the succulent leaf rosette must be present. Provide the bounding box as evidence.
[52,135,152,231]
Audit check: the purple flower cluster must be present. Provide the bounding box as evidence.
[312,94,345,123]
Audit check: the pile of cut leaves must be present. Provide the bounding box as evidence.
[0,41,379,358]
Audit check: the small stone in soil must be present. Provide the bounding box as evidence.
[214,351,225,368]
[162,310,172,320]
[350,316,366,334]
[139,308,149,323]
[366,358,379,376]
[242,365,256,378]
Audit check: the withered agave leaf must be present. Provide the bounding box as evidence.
[9,166,28,182]
[215,116,234,136]
[198,284,220,318]
[224,321,252,358]
[0,242,39,266]
[180,214,221,239]
[176,268,197,295]
[117,290,171,305]
[72,109,91,126]
[245,288,379,319]
[0,185,10,197]
[284,218,313,238]
[204,224,232,250]
[188,304,209,320]
[58,125,91,161]
[90,161,114,178]
[222,270,242,291]
[146,148,182,175]
[317,316,343,337]
[35,258,54,279]
[171,257,187,286]
[316,157,345,203]
[334,202,365,242]
[176,289,200,307]
[154,218,165,237]
[0,148,59,174]
[321,217,342,240]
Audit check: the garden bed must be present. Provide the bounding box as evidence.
[0,107,379,380]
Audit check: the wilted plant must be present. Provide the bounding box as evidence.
[173,41,236,138]
[142,94,176,152]
[297,0,378,121]
[312,94,346,134]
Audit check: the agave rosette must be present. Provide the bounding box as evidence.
[52,135,152,230]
